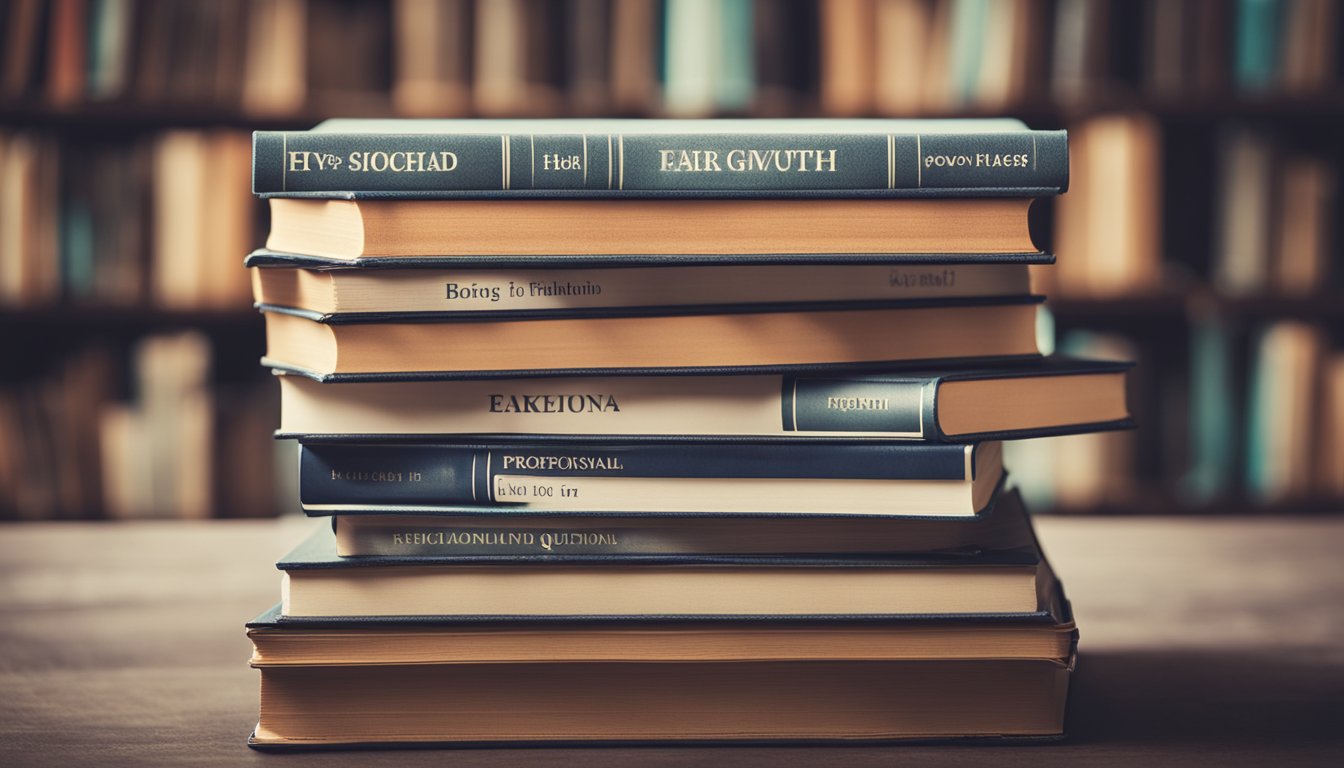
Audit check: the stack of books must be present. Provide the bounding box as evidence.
[242,119,1132,748]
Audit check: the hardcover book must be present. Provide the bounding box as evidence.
[249,255,1037,319]
[275,356,1132,442]
[252,117,1069,198]
[274,497,1051,619]
[246,580,1076,746]
[263,197,1039,260]
[330,483,1032,558]
[261,299,1042,380]
[297,440,1002,517]
[250,656,1073,746]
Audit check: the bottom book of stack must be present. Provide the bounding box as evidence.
[246,490,1076,747]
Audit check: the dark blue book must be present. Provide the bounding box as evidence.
[298,440,1003,517]
[253,118,1068,199]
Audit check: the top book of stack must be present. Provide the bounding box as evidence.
[252,118,1068,200]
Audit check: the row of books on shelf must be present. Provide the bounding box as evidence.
[1042,113,1339,299]
[824,0,1341,116]
[1010,320,1344,511]
[4,0,1340,118]
[1211,128,1339,297]
[0,128,254,308]
[1188,319,1344,503]
[0,332,278,520]
[243,117,1097,746]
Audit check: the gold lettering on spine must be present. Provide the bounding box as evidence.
[916,134,922,187]
[887,135,895,189]
[919,387,924,435]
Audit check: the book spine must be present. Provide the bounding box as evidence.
[252,130,1068,195]
[339,522,713,556]
[263,263,1029,316]
[299,442,970,508]
[332,519,962,557]
[283,373,955,439]
[782,376,942,438]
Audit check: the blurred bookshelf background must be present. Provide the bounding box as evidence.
[0,0,1341,520]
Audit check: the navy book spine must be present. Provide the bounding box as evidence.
[783,375,941,438]
[299,442,972,507]
[253,130,1068,197]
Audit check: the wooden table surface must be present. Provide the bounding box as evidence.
[2,515,1343,767]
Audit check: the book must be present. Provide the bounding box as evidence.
[471,0,564,116]
[248,593,1077,664]
[275,357,1131,442]
[261,300,1042,379]
[1246,321,1324,501]
[565,0,612,114]
[819,0,876,116]
[1213,129,1274,297]
[1051,113,1162,297]
[246,582,1076,746]
[249,257,1035,318]
[263,197,1039,260]
[1318,353,1344,496]
[330,484,1035,557]
[608,0,660,113]
[874,0,932,114]
[241,0,306,115]
[1235,0,1282,91]
[752,0,813,115]
[251,118,1069,198]
[663,0,718,116]
[1271,155,1334,295]
[390,0,471,117]
[153,131,254,309]
[297,440,1003,517]
[250,657,1072,745]
[275,501,1047,617]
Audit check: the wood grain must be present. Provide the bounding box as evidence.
[1,515,1341,767]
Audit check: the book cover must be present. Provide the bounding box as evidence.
[296,439,1002,517]
[274,356,1132,442]
[326,480,1032,558]
[245,246,1054,270]
[249,255,1038,319]
[271,498,1055,621]
[260,299,1043,380]
[252,118,1068,198]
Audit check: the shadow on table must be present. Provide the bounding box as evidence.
[1066,648,1344,748]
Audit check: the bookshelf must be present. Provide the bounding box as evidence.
[2,0,1342,519]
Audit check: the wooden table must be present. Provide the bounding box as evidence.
[2,515,1342,767]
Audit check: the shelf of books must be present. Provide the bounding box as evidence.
[2,0,1342,520]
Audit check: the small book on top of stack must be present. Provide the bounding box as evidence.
[242,119,1131,748]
